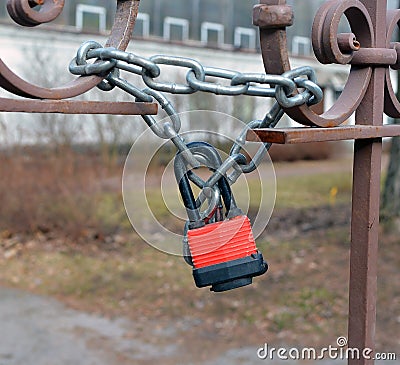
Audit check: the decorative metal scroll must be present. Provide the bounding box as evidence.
[0,0,157,115]
[255,0,400,127]
[1,0,139,99]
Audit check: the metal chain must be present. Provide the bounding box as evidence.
[70,41,323,208]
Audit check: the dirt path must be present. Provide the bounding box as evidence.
[0,287,398,365]
[0,287,185,365]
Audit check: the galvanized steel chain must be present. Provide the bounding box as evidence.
[70,40,323,188]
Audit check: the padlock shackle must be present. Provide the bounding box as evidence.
[177,172,202,225]
[175,142,220,227]
[175,141,241,215]
[187,141,233,211]
[174,141,237,220]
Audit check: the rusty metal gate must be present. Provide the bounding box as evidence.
[1,1,400,364]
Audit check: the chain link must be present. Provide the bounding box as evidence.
[69,41,322,109]
[142,55,204,94]
[70,41,323,214]
[187,66,249,95]
[275,66,323,108]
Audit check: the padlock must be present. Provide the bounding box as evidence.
[175,142,268,292]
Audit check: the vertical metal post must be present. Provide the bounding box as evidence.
[255,0,400,361]
[349,138,381,365]
[348,1,386,364]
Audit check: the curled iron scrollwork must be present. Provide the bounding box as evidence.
[257,0,400,127]
[7,0,65,27]
[0,0,140,100]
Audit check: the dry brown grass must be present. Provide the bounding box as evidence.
[0,145,123,239]
[0,139,338,239]
[268,141,337,162]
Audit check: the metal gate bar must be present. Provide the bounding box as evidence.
[248,125,400,143]
[0,98,157,115]
[0,0,157,116]
[254,1,399,363]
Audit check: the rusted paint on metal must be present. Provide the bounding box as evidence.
[258,0,374,127]
[252,4,293,29]
[0,0,156,115]
[0,98,158,115]
[0,0,141,101]
[384,10,400,117]
[312,1,375,65]
[347,0,386,362]
[351,48,397,65]
[257,0,400,128]
[254,1,397,364]
[337,33,360,53]
[349,140,381,365]
[106,0,140,51]
[7,0,65,27]
[247,125,400,144]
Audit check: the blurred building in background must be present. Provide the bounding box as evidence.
[0,0,332,55]
[0,1,398,52]
[1,0,396,142]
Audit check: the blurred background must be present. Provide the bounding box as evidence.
[0,1,398,364]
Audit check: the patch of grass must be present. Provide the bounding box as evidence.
[295,287,336,318]
[275,172,353,209]
[146,187,183,220]
[271,311,297,332]
[94,192,131,232]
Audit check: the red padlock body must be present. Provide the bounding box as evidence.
[187,215,258,269]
